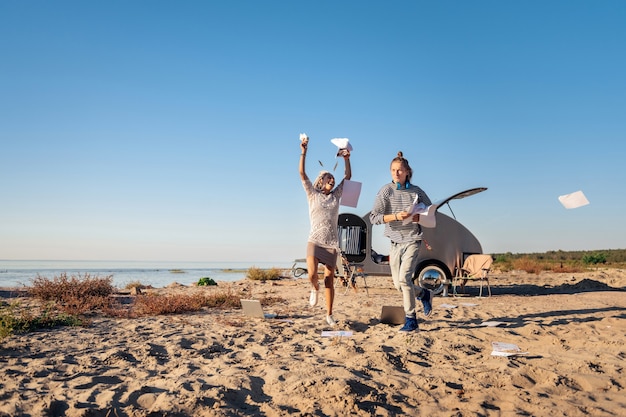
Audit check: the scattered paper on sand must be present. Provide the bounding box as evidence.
[491,341,529,357]
[2,270,625,416]
[481,321,506,327]
[321,331,353,337]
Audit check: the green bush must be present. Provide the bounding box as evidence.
[582,252,607,265]
[197,277,217,286]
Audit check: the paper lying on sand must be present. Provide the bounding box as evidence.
[558,190,589,209]
[491,342,529,357]
[321,331,353,337]
[439,303,457,309]
[481,321,506,327]
[402,196,436,228]
[340,179,362,207]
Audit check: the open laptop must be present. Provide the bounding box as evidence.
[240,299,277,319]
[380,305,405,325]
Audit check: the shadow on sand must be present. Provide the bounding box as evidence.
[458,277,625,297]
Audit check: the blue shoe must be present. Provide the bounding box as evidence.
[418,288,432,317]
[399,316,419,332]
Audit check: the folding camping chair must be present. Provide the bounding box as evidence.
[453,254,494,297]
[336,213,369,295]
[335,252,368,295]
[293,255,366,294]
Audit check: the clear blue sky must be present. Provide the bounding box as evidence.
[1,1,625,263]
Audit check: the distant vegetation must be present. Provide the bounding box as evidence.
[246,266,283,281]
[492,249,626,273]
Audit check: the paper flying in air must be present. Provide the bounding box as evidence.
[558,190,590,209]
[340,179,362,208]
[330,138,353,155]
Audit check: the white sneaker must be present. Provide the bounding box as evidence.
[326,315,337,327]
[309,290,318,306]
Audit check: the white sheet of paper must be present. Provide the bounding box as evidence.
[491,341,529,357]
[558,190,589,209]
[439,303,457,309]
[402,200,437,228]
[321,331,353,337]
[340,179,362,207]
[330,138,353,153]
[481,321,505,327]
[417,204,436,228]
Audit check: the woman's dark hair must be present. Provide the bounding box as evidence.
[390,151,413,182]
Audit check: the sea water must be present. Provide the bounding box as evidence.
[0,260,296,289]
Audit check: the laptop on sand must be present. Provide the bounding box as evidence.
[240,299,277,319]
[380,305,405,325]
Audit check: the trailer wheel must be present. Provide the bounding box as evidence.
[414,264,448,295]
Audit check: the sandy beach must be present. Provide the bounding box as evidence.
[1,269,625,416]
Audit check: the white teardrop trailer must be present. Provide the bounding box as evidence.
[336,187,488,296]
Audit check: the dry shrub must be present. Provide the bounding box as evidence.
[124,281,146,290]
[28,273,114,315]
[13,272,280,333]
[247,267,282,281]
[102,297,137,319]
[549,263,584,273]
[511,257,549,274]
[260,295,286,306]
[134,293,208,315]
[117,288,245,316]
[204,288,242,309]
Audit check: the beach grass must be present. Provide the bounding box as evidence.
[246,266,283,281]
[0,271,287,340]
